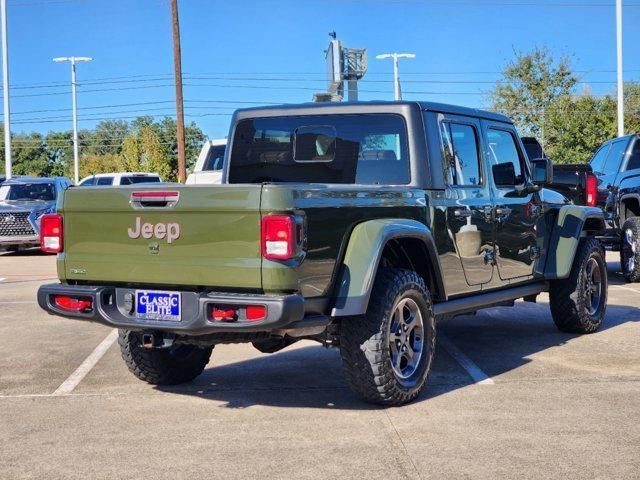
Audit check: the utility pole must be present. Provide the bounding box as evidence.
[376,53,415,100]
[1,0,11,179]
[53,56,92,185]
[170,0,186,183]
[616,0,624,137]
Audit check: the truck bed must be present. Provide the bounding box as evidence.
[551,163,592,205]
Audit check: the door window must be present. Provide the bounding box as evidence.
[625,141,640,171]
[487,129,525,185]
[96,177,114,186]
[601,140,627,175]
[439,122,481,186]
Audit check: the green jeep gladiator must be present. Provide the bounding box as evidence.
[38,101,608,405]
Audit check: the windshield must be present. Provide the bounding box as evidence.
[0,183,56,201]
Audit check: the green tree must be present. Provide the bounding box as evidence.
[80,153,122,178]
[121,125,172,180]
[491,47,578,137]
[544,95,617,164]
[87,120,130,156]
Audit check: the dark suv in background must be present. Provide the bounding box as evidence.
[0,176,72,252]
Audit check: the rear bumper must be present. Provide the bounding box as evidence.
[0,234,39,248]
[37,283,312,335]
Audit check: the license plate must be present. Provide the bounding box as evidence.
[135,290,181,322]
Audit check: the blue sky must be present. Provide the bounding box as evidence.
[4,0,640,139]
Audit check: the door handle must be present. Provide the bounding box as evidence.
[453,209,472,218]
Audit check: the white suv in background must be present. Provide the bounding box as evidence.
[186,139,226,184]
[78,172,162,186]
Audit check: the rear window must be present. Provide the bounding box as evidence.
[120,176,161,185]
[228,114,409,184]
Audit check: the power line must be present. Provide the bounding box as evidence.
[319,0,640,6]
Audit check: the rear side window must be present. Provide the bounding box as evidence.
[202,145,226,171]
[78,177,95,186]
[228,114,409,185]
[96,177,114,186]
[487,129,525,185]
[590,144,611,175]
[440,122,481,186]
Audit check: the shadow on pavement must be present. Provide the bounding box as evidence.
[156,294,639,410]
[0,248,46,257]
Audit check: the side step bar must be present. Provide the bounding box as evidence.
[433,282,549,319]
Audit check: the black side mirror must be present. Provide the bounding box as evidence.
[530,157,553,185]
[492,162,517,186]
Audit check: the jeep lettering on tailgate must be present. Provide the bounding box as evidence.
[127,217,180,243]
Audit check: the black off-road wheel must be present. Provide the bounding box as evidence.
[549,238,607,334]
[118,330,213,385]
[620,217,640,282]
[339,268,436,406]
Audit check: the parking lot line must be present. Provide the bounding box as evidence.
[52,329,118,396]
[0,278,5,282]
[438,333,495,385]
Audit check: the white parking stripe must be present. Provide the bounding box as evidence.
[438,333,495,385]
[0,278,6,282]
[52,329,118,396]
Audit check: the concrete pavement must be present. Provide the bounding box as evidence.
[0,250,638,479]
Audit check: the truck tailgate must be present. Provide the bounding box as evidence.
[59,185,263,289]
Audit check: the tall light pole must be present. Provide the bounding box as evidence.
[1,0,11,179]
[53,56,92,184]
[376,53,415,100]
[616,0,624,137]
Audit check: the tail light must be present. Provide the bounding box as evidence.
[261,214,303,260]
[40,214,63,253]
[210,304,267,322]
[585,174,598,207]
[53,295,93,313]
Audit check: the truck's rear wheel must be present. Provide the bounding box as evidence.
[549,238,607,334]
[118,330,213,385]
[620,217,640,282]
[339,268,436,406]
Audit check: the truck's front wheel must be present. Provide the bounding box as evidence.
[118,330,213,385]
[620,217,640,282]
[549,238,607,334]
[339,268,436,406]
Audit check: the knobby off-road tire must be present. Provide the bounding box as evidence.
[339,268,436,406]
[549,238,607,334]
[620,217,640,283]
[118,330,213,385]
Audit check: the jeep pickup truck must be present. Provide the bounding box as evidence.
[551,133,640,282]
[37,102,607,405]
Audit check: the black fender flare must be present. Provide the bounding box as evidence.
[330,219,445,317]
